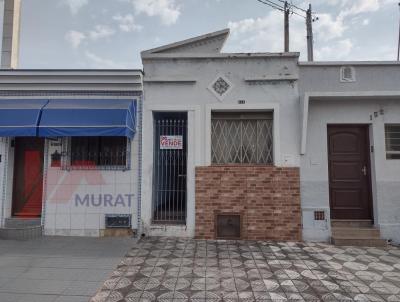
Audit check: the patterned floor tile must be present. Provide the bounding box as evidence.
[90,237,400,302]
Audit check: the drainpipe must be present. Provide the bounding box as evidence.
[0,138,9,227]
[136,94,143,238]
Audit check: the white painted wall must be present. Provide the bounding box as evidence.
[142,55,301,237]
[43,136,139,237]
[0,137,14,226]
[0,133,139,237]
[299,63,400,243]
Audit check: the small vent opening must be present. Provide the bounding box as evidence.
[314,211,325,221]
[105,214,131,228]
[216,214,241,239]
[340,66,356,82]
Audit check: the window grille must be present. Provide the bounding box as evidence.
[211,112,273,164]
[385,124,400,159]
[62,137,130,170]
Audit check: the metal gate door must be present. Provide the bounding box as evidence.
[152,112,187,224]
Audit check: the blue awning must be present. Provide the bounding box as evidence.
[38,99,137,138]
[0,99,49,137]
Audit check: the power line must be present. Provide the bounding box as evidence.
[288,9,307,19]
[256,0,284,12]
[255,0,316,60]
[256,0,306,18]
[276,0,307,13]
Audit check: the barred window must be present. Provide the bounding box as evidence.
[67,137,128,169]
[385,124,400,159]
[211,112,273,164]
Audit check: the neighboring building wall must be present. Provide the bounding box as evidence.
[1,0,21,69]
[299,63,400,243]
[43,135,140,237]
[142,53,302,239]
[0,137,14,226]
[195,166,301,241]
[0,70,143,237]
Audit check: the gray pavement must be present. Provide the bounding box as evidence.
[0,236,137,302]
[91,237,400,302]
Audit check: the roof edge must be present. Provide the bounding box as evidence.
[299,61,400,66]
[142,52,300,60]
[0,69,143,72]
[141,28,230,57]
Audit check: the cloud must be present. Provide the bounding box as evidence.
[85,51,127,68]
[131,0,181,25]
[88,25,116,40]
[65,30,86,48]
[63,0,89,15]
[227,11,306,54]
[338,0,380,18]
[314,39,353,60]
[313,13,346,41]
[65,25,116,49]
[113,14,143,32]
[322,0,395,17]
[226,10,353,61]
[362,19,370,26]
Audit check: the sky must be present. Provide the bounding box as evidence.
[8,0,400,69]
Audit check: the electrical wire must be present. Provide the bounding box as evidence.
[256,0,284,12]
[256,0,306,18]
[276,0,308,12]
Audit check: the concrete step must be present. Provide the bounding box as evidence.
[332,227,381,238]
[4,218,41,228]
[13,209,42,217]
[331,219,386,247]
[332,237,387,247]
[0,225,43,240]
[331,219,373,228]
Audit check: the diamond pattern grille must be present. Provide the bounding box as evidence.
[211,115,273,164]
[212,77,230,96]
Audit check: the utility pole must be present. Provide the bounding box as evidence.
[306,4,314,61]
[284,1,289,52]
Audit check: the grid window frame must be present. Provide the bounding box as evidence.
[211,111,274,165]
[61,136,131,170]
[385,124,400,160]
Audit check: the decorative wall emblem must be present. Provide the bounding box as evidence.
[213,77,230,95]
[208,75,233,101]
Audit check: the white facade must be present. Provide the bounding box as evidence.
[141,29,302,237]
[299,62,400,243]
[0,70,143,237]
[0,29,399,243]
[141,30,400,244]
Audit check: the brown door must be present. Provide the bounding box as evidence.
[328,125,372,220]
[12,138,45,217]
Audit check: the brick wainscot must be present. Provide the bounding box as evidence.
[195,166,301,241]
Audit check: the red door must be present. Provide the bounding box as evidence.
[328,125,372,220]
[12,138,45,217]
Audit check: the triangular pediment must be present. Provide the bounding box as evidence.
[142,29,229,56]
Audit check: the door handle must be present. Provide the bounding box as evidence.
[362,166,367,176]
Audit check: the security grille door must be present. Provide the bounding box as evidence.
[152,112,187,224]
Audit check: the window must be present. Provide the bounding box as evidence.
[211,112,273,164]
[385,124,400,159]
[66,137,129,169]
